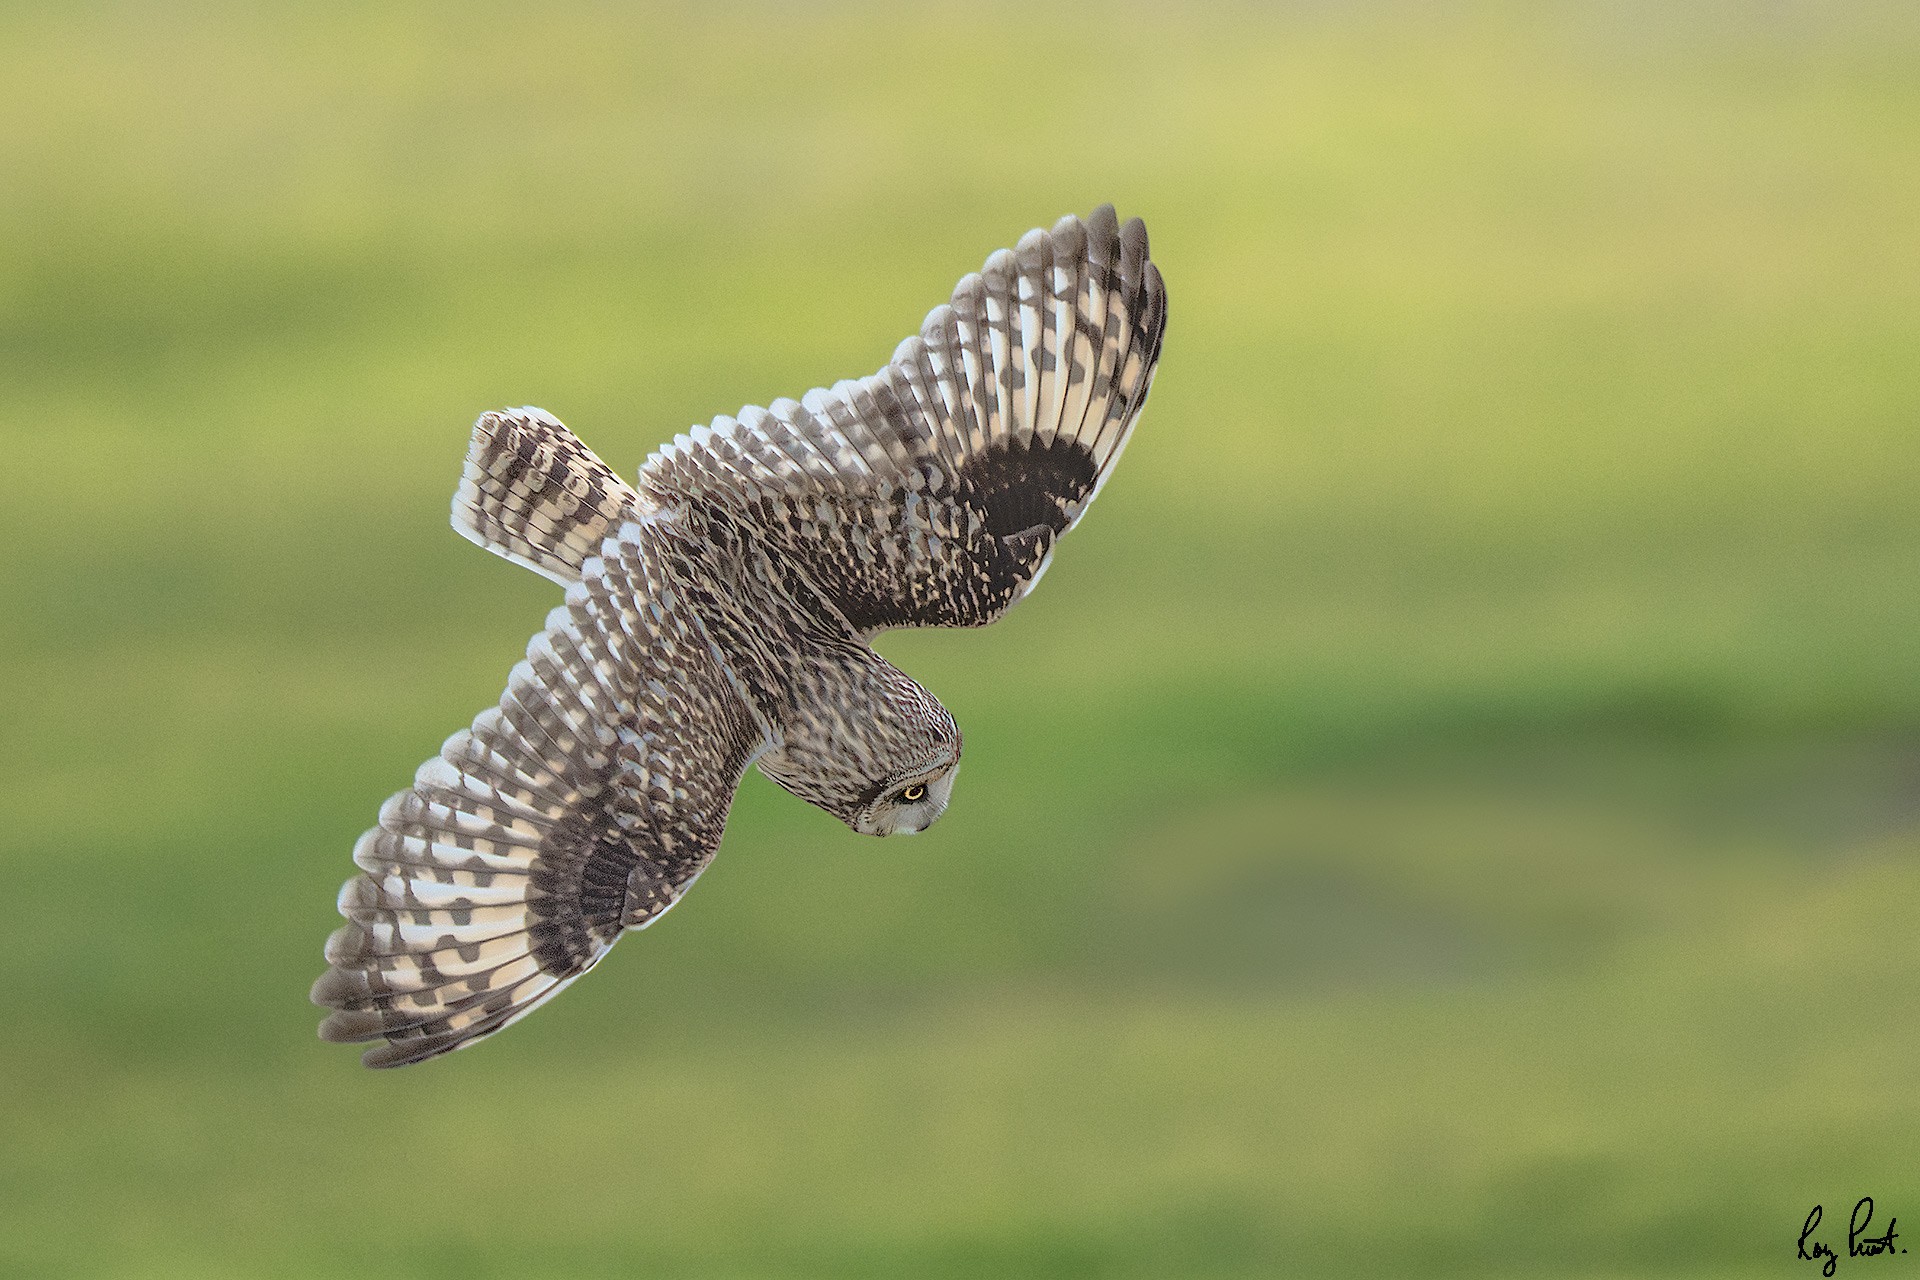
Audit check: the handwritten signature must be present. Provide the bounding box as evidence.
[1800,1198,1905,1276]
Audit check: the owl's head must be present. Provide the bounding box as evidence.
[850,754,960,837]
[755,654,964,837]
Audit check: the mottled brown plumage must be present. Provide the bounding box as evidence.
[315,205,1166,1066]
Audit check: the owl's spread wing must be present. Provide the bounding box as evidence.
[638,204,1167,633]
[313,527,763,1067]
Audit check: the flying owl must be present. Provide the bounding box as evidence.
[313,205,1167,1066]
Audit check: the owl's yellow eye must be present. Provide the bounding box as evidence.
[901,784,926,803]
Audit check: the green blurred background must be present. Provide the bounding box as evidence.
[3,2,1918,1276]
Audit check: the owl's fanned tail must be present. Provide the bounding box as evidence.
[452,407,640,587]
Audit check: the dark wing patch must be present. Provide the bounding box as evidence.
[959,436,1099,539]
[525,808,640,976]
[638,204,1166,633]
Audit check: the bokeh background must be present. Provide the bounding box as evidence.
[3,2,1919,1276]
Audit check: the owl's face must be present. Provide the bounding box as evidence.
[851,758,960,837]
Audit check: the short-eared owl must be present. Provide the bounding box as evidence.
[314,206,1166,1066]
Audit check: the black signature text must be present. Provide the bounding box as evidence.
[1800,1198,1905,1276]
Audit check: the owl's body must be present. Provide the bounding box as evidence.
[315,206,1165,1065]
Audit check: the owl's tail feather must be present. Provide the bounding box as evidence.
[451,408,640,586]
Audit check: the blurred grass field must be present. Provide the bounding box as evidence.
[3,2,1920,1276]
